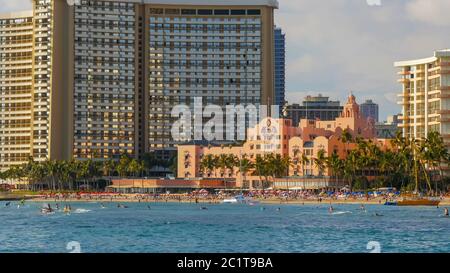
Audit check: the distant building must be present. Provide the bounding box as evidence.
[274,27,286,110]
[285,94,343,126]
[376,123,399,139]
[386,114,401,125]
[375,114,401,139]
[394,49,450,146]
[360,100,379,122]
[395,49,450,175]
[178,94,382,189]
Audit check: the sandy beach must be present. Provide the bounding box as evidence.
[22,196,450,206]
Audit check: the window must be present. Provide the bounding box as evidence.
[247,10,261,15]
[214,10,230,15]
[198,9,213,15]
[231,10,246,15]
[181,9,196,15]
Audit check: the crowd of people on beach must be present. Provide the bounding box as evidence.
[28,189,450,206]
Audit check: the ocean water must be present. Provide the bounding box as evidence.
[0,201,448,253]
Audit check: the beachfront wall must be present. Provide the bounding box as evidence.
[272,177,346,190]
[109,178,235,193]
[178,95,386,189]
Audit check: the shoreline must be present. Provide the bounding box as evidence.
[16,197,450,206]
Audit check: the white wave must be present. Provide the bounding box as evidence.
[332,211,352,215]
[73,209,92,214]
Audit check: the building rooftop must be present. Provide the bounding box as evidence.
[0,10,33,20]
[120,0,279,8]
[394,49,450,67]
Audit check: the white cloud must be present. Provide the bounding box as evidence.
[276,0,450,120]
[406,0,450,26]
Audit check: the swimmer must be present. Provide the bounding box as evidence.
[329,205,334,213]
[147,205,151,210]
[276,207,281,212]
[200,207,208,210]
[260,207,266,211]
[5,202,11,207]
[360,204,365,211]
[374,213,383,217]
[100,203,106,209]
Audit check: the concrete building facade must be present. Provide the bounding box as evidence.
[360,99,379,123]
[274,27,285,109]
[178,95,378,188]
[395,50,450,148]
[0,11,34,170]
[0,0,279,170]
[285,94,343,126]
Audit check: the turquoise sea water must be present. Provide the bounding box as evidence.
[0,201,449,253]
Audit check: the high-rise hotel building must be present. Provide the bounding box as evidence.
[0,0,278,169]
[0,11,34,170]
[395,50,450,149]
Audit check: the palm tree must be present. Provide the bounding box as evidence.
[424,131,449,193]
[103,159,116,177]
[254,155,270,189]
[200,154,217,177]
[44,160,58,191]
[341,128,353,155]
[313,149,327,177]
[300,153,309,177]
[127,159,141,177]
[117,154,131,177]
[327,152,343,190]
[237,156,254,189]
[216,154,227,178]
[345,150,359,192]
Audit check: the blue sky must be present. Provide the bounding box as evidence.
[2,0,450,121]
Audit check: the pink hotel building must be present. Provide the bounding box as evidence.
[178,95,391,189]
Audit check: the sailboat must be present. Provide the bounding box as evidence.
[396,193,440,206]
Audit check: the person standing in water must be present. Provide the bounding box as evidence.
[445,208,449,217]
[329,205,334,213]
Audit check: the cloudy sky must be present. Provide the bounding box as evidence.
[2,0,450,120]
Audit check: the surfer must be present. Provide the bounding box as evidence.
[42,204,54,214]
